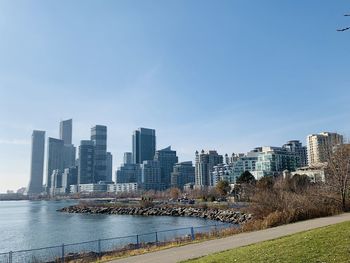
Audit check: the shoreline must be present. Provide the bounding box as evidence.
[58,205,252,224]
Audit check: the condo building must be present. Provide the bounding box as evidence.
[140,160,162,190]
[171,161,195,189]
[27,130,45,194]
[59,119,72,145]
[282,140,308,167]
[46,137,64,192]
[132,128,156,164]
[106,152,113,182]
[154,146,178,189]
[195,150,223,187]
[91,125,107,183]
[253,146,299,179]
[307,132,343,165]
[78,140,95,184]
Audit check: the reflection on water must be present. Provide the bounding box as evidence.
[0,200,217,252]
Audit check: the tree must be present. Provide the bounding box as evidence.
[290,174,310,193]
[257,176,274,190]
[216,180,231,197]
[237,171,256,184]
[325,145,350,211]
[233,171,256,202]
[169,187,181,200]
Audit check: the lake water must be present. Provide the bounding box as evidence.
[0,200,219,253]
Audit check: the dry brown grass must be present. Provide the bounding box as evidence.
[247,176,343,228]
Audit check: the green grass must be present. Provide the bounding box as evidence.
[184,221,350,263]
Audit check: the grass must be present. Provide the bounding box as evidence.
[184,221,350,263]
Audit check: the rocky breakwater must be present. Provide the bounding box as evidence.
[59,205,252,224]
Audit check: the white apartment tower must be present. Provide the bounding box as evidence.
[307,132,343,166]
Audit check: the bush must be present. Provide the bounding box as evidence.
[248,176,343,228]
[140,195,154,208]
[208,196,216,202]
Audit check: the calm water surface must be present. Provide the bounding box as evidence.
[0,200,217,252]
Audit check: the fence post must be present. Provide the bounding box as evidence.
[98,239,101,258]
[8,251,12,263]
[155,232,158,245]
[136,234,139,248]
[190,227,195,241]
[61,244,65,263]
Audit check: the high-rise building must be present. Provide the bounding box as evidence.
[50,169,63,195]
[282,140,308,167]
[140,160,162,190]
[59,119,76,170]
[212,163,234,185]
[171,161,195,189]
[229,152,259,180]
[154,146,178,189]
[106,152,113,182]
[132,128,156,164]
[116,163,140,183]
[78,140,95,184]
[307,132,344,166]
[27,130,45,194]
[91,125,107,183]
[253,146,299,179]
[123,152,133,165]
[63,144,76,168]
[62,167,78,193]
[116,152,140,184]
[59,119,72,145]
[46,138,64,192]
[195,150,223,187]
[212,151,259,185]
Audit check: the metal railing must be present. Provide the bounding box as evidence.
[0,223,234,263]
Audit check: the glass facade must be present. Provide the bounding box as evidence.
[91,125,107,183]
[59,119,72,145]
[254,147,298,179]
[171,161,195,189]
[46,138,64,192]
[27,130,45,194]
[140,160,162,190]
[132,128,156,164]
[78,140,95,184]
[154,146,178,189]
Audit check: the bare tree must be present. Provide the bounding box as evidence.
[325,144,350,211]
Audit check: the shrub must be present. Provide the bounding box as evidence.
[248,177,343,228]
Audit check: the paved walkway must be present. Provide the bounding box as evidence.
[110,213,350,263]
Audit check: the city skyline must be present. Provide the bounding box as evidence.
[1,0,350,192]
[3,118,347,193]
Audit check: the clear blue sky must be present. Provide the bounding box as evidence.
[0,0,350,192]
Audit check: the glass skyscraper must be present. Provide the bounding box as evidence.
[91,125,107,183]
[154,146,178,189]
[78,140,95,184]
[171,161,195,189]
[46,137,64,191]
[59,119,72,145]
[106,152,113,182]
[132,128,156,164]
[140,160,161,190]
[27,130,45,194]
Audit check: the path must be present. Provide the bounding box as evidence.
[110,213,350,263]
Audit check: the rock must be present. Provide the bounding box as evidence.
[58,204,252,224]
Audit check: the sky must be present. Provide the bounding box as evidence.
[0,0,350,193]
